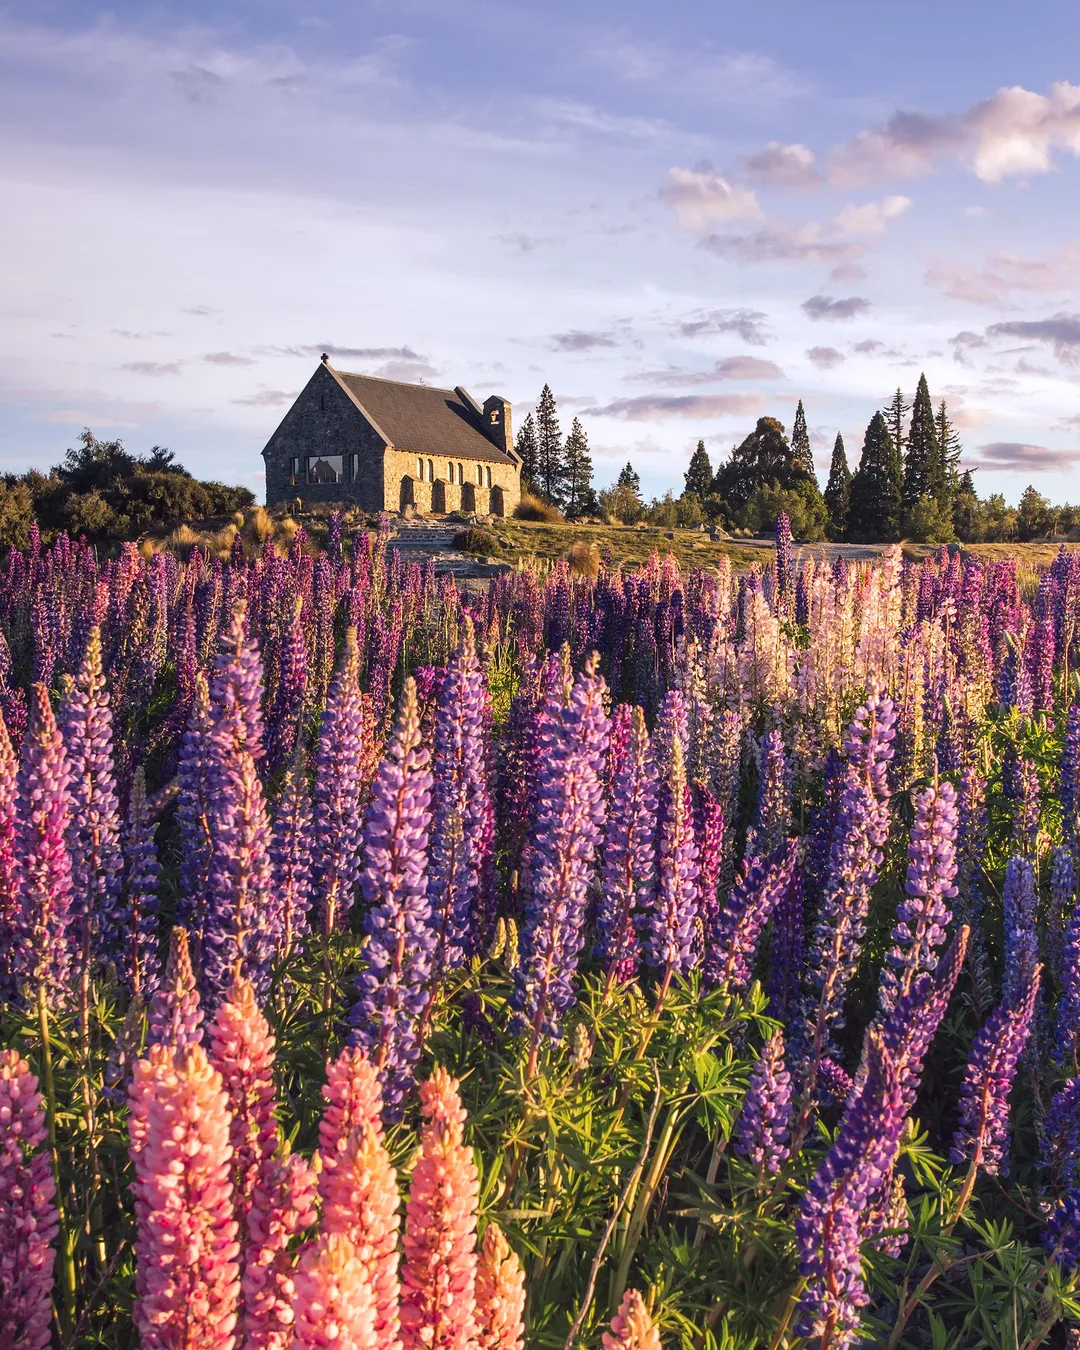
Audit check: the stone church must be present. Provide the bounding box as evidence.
[262,356,521,516]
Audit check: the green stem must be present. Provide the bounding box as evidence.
[38,986,76,1331]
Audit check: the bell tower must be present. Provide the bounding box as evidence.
[482,395,513,456]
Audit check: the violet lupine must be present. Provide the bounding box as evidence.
[0,1049,59,1350]
[643,733,700,984]
[705,841,797,995]
[146,926,204,1052]
[748,727,791,860]
[129,1042,241,1350]
[1043,1076,1080,1189]
[511,656,610,1056]
[1002,855,1039,999]
[602,1290,662,1350]
[774,509,794,615]
[1049,844,1076,985]
[767,864,805,1022]
[876,779,958,1019]
[595,705,658,982]
[174,672,215,943]
[736,1029,792,1177]
[1063,703,1080,848]
[950,961,1042,1177]
[14,682,75,1007]
[795,1032,906,1350]
[400,1067,480,1350]
[693,785,725,942]
[474,1223,526,1350]
[1012,756,1041,853]
[267,596,308,772]
[428,618,494,974]
[0,714,20,1000]
[269,750,314,962]
[243,1151,319,1350]
[349,676,435,1115]
[291,1233,378,1350]
[117,767,162,998]
[1058,860,1080,1062]
[313,630,373,934]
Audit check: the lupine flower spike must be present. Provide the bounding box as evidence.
[602,1289,662,1350]
[291,1233,378,1350]
[474,1222,526,1350]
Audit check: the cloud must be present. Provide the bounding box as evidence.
[967,440,1080,471]
[806,346,845,369]
[111,329,174,340]
[949,330,990,363]
[673,308,770,344]
[585,392,763,421]
[373,358,440,382]
[742,141,822,189]
[182,306,220,316]
[853,339,885,354]
[232,389,298,407]
[802,295,871,322]
[120,361,184,376]
[701,221,862,265]
[550,331,619,352]
[832,195,911,236]
[827,110,962,186]
[660,164,763,230]
[497,232,551,253]
[926,248,1080,305]
[986,313,1080,362]
[203,351,255,366]
[628,356,784,386]
[319,344,427,362]
[170,65,225,103]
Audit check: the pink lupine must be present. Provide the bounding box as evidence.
[0,1049,59,1350]
[400,1067,480,1350]
[243,1152,319,1350]
[0,713,20,1000]
[208,976,278,1246]
[291,1232,378,1350]
[129,1042,241,1350]
[474,1222,526,1350]
[603,1289,662,1350]
[146,926,204,1052]
[318,1045,383,1181]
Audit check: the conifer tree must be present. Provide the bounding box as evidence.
[563,418,596,518]
[617,462,641,495]
[883,387,909,465]
[823,432,851,540]
[534,384,567,507]
[791,400,815,477]
[847,412,902,542]
[902,373,942,513]
[514,413,539,494]
[935,399,962,495]
[684,440,713,498]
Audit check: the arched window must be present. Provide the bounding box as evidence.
[427,459,434,482]
[477,464,483,485]
[485,466,492,488]
[418,457,423,479]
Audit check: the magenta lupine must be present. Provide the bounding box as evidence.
[736,1030,792,1177]
[643,733,700,983]
[0,715,19,1000]
[595,706,658,981]
[147,926,204,1052]
[693,785,725,939]
[951,962,1042,1176]
[706,841,797,995]
[511,656,610,1057]
[117,767,162,997]
[1002,855,1039,999]
[349,677,435,1115]
[14,682,75,1006]
[0,1049,59,1350]
[269,750,314,960]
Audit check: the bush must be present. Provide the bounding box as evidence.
[598,483,645,525]
[514,492,565,523]
[675,492,705,529]
[453,527,500,555]
[740,481,827,542]
[566,540,600,579]
[903,495,956,544]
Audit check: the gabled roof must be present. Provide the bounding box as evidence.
[326,367,515,465]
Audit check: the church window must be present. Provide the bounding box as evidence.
[308,454,343,485]
[289,456,303,485]
[486,466,492,488]
[476,464,483,484]
[417,458,423,479]
[427,459,434,482]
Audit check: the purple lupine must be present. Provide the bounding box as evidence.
[774,510,793,616]
[174,672,214,945]
[694,786,725,942]
[747,728,791,861]
[61,627,123,975]
[736,1029,792,1177]
[767,865,805,1021]
[1045,1190,1080,1271]
[427,619,494,974]
[1063,704,1080,847]
[512,656,610,1059]
[312,629,372,934]
[1012,756,1041,854]
[1043,1076,1080,1189]
[795,1032,906,1350]
[269,750,314,961]
[0,715,19,1001]
[595,706,658,982]
[706,842,797,995]
[116,768,161,998]
[146,926,204,1051]
[950,962,1042,1176]
[1057,857,1080,1062]
[876,779,958,1019]
[653,689,689,781]
[1002,855,1038,999]
[349,676,434,1116]
[1050,845,1076,986]
[643,734,700,985]
[267,596,308,772]
[14,684,75,1007]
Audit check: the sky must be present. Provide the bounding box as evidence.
[4,2,1080,503]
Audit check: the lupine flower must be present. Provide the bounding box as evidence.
[1012,756,1041,853]
[147,926,204,1051]
[0,1049,59,1350]
[766,865,804,1021]
[129,1042,241,1350]
[512,656,609,1050]
[349,677,435,1115]
[14,682,75,1006]
[319,1046,384,1178]
[175,672,214,942]
[243,1151,319,1350]
[1002,855,1038,998]
[269,750,314,961]
[291,1233,378,1350]
[951,962,1042,1176]
[267,597,308,772]
[0,715,21,1000]
[474,1223,526,1350]
[879,927,969,1113]
[1063,704,1080,846]
[736,1030,792,1176]
[601,1289,662,1350]
[643,734,700,982]
[596,706,658,981]
[400,1067,480,1350]
[1043,1076,1080,1189]
[1045,1189,1080,1271]
[864,1169,909,1258]
[748,728,791,860]
[706,841,796,995]
[117,767,161,997]
[693,786,725,944]
[1050,844,1075,984]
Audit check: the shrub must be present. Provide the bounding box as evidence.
[514,493,565,523]
[453,527,500,556]
[903,495,956,544]
[740,481,827,542]
[598,483,646,525]
[566,540,600,579]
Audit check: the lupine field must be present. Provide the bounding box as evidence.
[6,510,1080,1348]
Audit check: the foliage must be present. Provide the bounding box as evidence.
[454,527,502,555]
[903,494,956,545]
[564,418,597,519]
[713,417,818,510]
[740,480,827,541]
[823,434,851,542]
[848,412,902,542]
[684,442,714,500]
[514,493,565,524]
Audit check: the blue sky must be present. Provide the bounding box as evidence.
[4,2,1080,502]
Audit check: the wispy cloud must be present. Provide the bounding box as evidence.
[232,388,297,407]
[966,440,1080,471]
[660,165,763,230]
[806,346,845,369]
[203,351,255,366]
[926,247,1080,304]
[550,331,620,352]
[986,313,1080,362]
[802,295,871,321]
[585,392,763,420]
[627,356,784,385]
[742,141,822,189]
[120,361,184,376]
[672,308,771,344]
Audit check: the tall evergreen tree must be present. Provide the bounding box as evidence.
[534,384,567,507]
[902,373,942,513]
[823,432,851,540]
[563,418,596,517]
[883,387,909,465]
[935,400,962,494]
[791,400,815,477]
[617,462,641,495]
[847,412,902,542]
[514,413,539,494]
[684,440,713,498]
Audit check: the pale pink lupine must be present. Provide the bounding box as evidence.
[129,1043,241,1350]
[0,1049,59,1350]
[208,976,278,1246]
[318,1045,383,1182]
[474,1222,526,1350]
[291,1232,378,1350]
[243,1151,319,1350]
[400,1067,480,1350]
[602,1290,662,1350]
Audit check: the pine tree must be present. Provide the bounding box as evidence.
[684,440,713,498]
[883,388,909,466]
[847,412,902,542]
[791,400,815,477]
[534,384,567,507]
[563,418,596,518]
[617,462,641,495]
[514,413,539,494]
[902,373,942,513]
[952,469,979,541]
[935,400,962,496]
[823,432,851,540]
